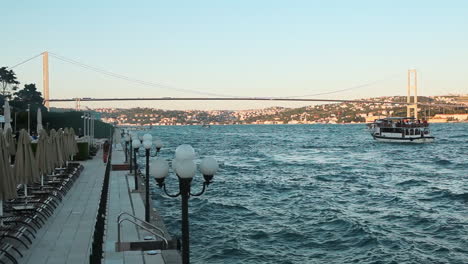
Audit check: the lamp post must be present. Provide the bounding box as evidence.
[152,145,219,264]
[128,133,135,174]
[90,115,94,146]
[142,133,153,222]
[132,138,141,191]
[123,134,130,163]
[27,104,30,135]
[88,114,92,147]
[81,113,87,138]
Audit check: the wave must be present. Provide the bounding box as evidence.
[426,188,468,202]
[396,179,429,186]
[434,159,452,165]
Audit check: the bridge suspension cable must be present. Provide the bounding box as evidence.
[48,52,238,98]
[8,52,43,69]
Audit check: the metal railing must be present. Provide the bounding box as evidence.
[89,137,113,264]
[116,212,166,238]
[117,218,168,249]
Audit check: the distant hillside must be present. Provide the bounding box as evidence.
[93,95,467,125]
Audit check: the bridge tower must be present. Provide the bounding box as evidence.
[43,51,50,109]
[407,69,418,119]
[75,98,81,111]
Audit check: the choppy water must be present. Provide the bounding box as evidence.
[146,123,467,264]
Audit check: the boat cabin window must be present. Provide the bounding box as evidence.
[405,129,409,135]
[415,129,420,135]
[381,127,403,133]
[410,129,414,135]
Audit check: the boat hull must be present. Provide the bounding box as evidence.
[372,135,435,143]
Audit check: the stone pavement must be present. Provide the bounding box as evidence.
[19,152,106,264]
[17,147,181,264]
[103,148,181,264]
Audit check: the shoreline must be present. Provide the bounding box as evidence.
[115,121,468,128]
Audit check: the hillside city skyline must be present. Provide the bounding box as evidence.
[80,95,467,126]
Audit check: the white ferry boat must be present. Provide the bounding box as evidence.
[367,117,435,143]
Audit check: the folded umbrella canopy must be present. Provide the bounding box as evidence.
[53,129,64,168]
[47,129,57,174]
[4,128,16,157]
[14,130,39,198]
[36,108,43,133]
[58,128,68,165]
[0,129,17,199]
[0,129,17,224]
[35,129,51,186]
[2,101,12,131]
[70,128,79,156]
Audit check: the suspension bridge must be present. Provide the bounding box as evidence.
[7,51,467,119]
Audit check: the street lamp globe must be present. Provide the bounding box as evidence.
[171,159,180,174]
[154,139,164,150]
[143,133,152,142]
[175,144,196,160]
[200,157,219,176]
[132,139,141,149]
[152,159,169,179]
[176,159,197,179]
[143,140,152,150]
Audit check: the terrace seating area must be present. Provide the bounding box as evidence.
[0,163,84,264]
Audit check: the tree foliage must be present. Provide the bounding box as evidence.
[0,67,19,101]
[11,83,47,112]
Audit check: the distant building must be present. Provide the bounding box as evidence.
[429,114,468,123]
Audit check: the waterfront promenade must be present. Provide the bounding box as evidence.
[103,148,180,264]
[18,152,106,264]
[16,148,180,263]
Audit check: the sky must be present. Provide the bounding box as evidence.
[2,0,468,110]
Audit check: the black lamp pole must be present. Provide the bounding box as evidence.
[145,148,150,222]
[129,140,133,173]
[134,148,138,190]
[156,175,211,264]
[145,147,160,222]
[124,141,128,163]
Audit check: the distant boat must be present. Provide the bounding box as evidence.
[367,117,435,143]
[202,124,211,128]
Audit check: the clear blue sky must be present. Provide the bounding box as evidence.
[2,0,467,110]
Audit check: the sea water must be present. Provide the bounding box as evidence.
[147,123,467,263]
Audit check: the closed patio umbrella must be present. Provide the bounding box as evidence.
[4,128,16,158]
[70,128,79,158]
[36,108,43,133]
[47,129,57,174]
[62,128,70,162]
[0,129,17,225]
[53,129,64,168]
[35,129,50,186]
[14,130,39,198]
[3,101,12,131]
[58,128,68,165]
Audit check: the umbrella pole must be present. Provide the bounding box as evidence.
[24,184,28,200]
[41,174,44,187]
[0,200,3,227]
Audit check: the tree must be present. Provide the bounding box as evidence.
[11,83,47,112]
[0,67,20,101]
